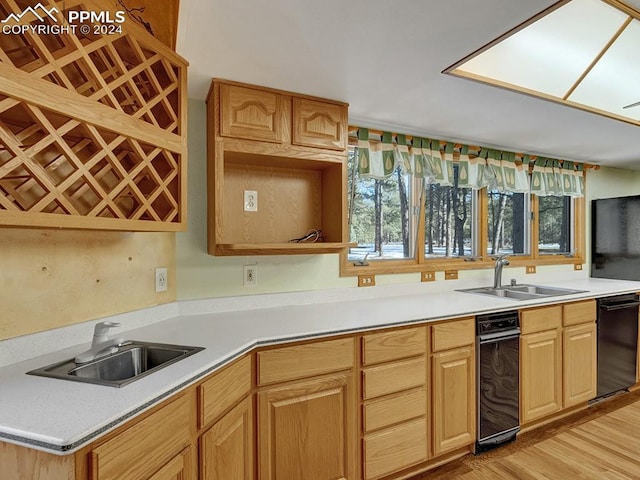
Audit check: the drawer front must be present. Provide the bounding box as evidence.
[220,84,284,143]
[521,306,562,334]
[563,300,597,327]
[431,318,474,352]
[362,356,426,400]
[199,354,252,428]
[363,418,428,480]
[363,388,427,433]
[91,394,192,480]
[362,326,427,366]
[258,337,354,385]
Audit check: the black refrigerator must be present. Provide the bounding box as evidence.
[592,195,640,280]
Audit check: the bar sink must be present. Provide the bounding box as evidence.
[27,341,204,387]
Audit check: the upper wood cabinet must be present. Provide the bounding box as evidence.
[292,98,347,150]
[207,79,351,256]
[0,0,188,231]
[220,85,285,143]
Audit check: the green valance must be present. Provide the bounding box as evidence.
[354,128,585,197]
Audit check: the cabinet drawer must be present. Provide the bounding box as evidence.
[90,394,192,480]
[363,417,428,480]
[362,327,427,366]
[199,355,252,428]
[431,318,474,352]
[563,300,597,327]
[520,305,562,334]
[363,388,427,433]
[219,84,285,143]
[258,337,354,385]
[362,356,426,400]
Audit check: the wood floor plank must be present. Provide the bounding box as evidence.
[412,394,640,480]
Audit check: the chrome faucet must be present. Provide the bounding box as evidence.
[493,254,510,289]
[75,321,124,364]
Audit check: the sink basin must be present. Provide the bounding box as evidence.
[457,284,587,301]
[27,341,204,387]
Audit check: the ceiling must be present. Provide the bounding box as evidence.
[177,0,640,169]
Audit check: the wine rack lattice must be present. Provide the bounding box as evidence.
[0,0,186,230]
[0,0,184,135]
[0,93,180,222]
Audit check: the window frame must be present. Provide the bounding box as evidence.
[340,147,586,277]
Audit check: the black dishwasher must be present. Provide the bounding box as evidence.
[597,294,640,399]
[476,311,520,453]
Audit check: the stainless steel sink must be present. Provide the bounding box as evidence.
[457,284,587,301]
[27,341,204,387]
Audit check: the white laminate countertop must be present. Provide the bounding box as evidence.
[1,277,640,454]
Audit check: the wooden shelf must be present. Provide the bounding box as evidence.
[215,242,355,256]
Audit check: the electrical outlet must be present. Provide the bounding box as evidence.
[358,275,375,287]
[574,263,583,271]
[444,270,458,280]
[243,265,257,286]
[422,271,436,282]
[244,190,258,212]
[526,265,536,274]
[155,267,168,292]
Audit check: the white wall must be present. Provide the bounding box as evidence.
[176,100,640,300]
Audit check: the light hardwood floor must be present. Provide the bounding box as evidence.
[414,392,640,479]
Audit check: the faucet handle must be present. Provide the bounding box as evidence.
[94,321,120,335]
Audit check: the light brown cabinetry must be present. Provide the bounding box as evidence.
[200,397,254,480]
[563,300,597,408]
[257,338,356,480]
[207,79,351,255]
[88,393,194,480]
[199,355,254,480]
[361,326,428,480]
[431,318,475,456]
[148,447,194,480]
[0,0,188,231]
[520,328,563,424]
[520,300,597,425]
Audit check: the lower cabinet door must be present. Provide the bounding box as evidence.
[563,322,597,407]
[432,346,475,456]
[200,397,254,480]
[258,373,356,480]
[521,329,562,424]
[148,447,194,480]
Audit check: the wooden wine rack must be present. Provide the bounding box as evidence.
[0,0,187,230]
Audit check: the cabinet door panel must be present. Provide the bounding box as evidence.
[432,347,475,456]
[258,373,355,480]
[201,397,254,480]
[148,447,194,480]
[292,98,347,151]
[521,329,562,424]
[220,84,284,143]
[564,323,597,407]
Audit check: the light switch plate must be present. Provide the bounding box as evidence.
[244,190,258,212]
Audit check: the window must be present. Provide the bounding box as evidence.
[537,195,573,254]
[424,168,476,258]
[342,134,585,277]
[486,191,529,256]
[347,148,414,261]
